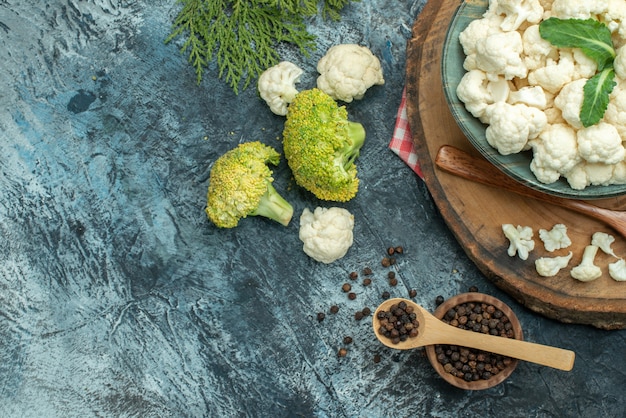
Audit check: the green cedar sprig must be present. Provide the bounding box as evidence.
[539,18,617,127]
[165,0,358,94]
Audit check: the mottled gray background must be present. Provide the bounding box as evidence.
[1,1,625,417]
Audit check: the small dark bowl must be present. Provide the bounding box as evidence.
[425,292,523,390]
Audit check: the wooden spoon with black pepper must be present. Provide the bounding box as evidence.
[372,298,575,371]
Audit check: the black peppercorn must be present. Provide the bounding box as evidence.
[348,292,357,300]
[342,283,351,292]
[362,267,373,275]
[381,291,390,300]
[337,348,347,357]
[330,305,339,314]
[363,278,372,286]
[343,336,353,344]
[317,312,325,322]
[349,271,358,280]
[435,295,445,305]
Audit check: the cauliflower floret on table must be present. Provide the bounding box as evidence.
[257,61,303,116]
[484,102,547,154]
[529,123,581,183]
[609,259,626,281]
[535,252,573,277]
[316,44,384,103]
[571,245,603,282]
[299,207,354,264]
[591,231,617,257]
[577,122,626,164]
[456,70,510,121]
[502,224,535,260]
[539,223,572,252]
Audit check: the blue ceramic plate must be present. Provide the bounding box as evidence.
[441,0,626,199]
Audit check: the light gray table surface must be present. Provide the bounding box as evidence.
[1,1,625,417]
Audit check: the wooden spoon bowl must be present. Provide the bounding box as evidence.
[373,294,575,390]
[425,293,522,390]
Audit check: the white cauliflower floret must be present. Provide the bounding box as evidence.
[474,31,528,81]
[535,251,573,277]
[602,79,626,139]
[529,123,581,183]
[495,0,544,31]
[508,85,548,109]
[570,245,602,282]
[551,0,609,19]
[522,24,558,70]
[316,44,384,103]
[528,50,576,94]
[591,231,617,257]
[553,78,586,129]
[502,224,535,260]
[577,122,626,164]
[539,223,572,251]
[565,162,615,189]
[614,46,626,79]
[456,70,510,121]
[602,0,626,46]
[484,102,547,154]
[459,14,506,70]
[299,207,355,264]
[608,259,626,281]
[572,49,599,79]
[257,61,303,116]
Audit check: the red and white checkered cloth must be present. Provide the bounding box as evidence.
[388,88,423,179]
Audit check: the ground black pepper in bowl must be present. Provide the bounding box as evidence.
[425,293,523,390]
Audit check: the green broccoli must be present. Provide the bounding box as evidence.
[282,88,366,202]
[205,141,294,228]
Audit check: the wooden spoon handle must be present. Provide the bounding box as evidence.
[442,324,575,371]
[434,145,625,235]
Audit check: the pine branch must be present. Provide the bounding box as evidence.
[165,0,359,94]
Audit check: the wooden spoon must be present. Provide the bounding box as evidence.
[372,298,575,371]
[434,145,626,240]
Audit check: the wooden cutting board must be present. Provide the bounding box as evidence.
[405,0,626,329]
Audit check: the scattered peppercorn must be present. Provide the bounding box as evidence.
[394,246,404,254]
[389,257,396,265]
[337,348,348,357]
[381,257,391,267]
[354,311,364,321]
[342,283,352,292]
[373,354,381,363]
[330,305,339,314]
[387,271,396,280]
[361,307,371,316]
[435,295,445,305]
[469,285,479,292]
[387,247,395,255]
[343,336,353,344]
[348,292,357,300]
[409,289,417,298]
[362,267,373,275]
[381,291,390,300]
[434,300,515,381]
[389,278,398,286]
[376,301,420,344]
[363,278,372,286]
[349,271,358,280]
[317,312,325,322]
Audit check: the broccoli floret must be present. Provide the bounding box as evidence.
[282,88,366,202]
[206,141,294,228]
